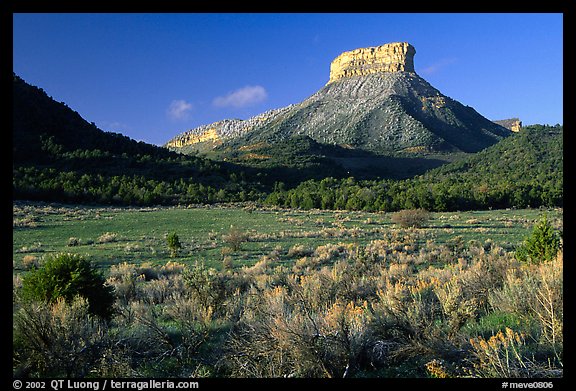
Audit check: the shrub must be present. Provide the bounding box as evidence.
[515,215,561,264]
[287,244,314,258]
[97,232,118,243]
[20,253,115,320]
[391,209,431,228]
[21,255,39,270]
[166,232,182,258]
[67,237,80,246]
[222,256,234,270]
[182,262,226,312]
[489,252,563,361]
[13,296,108,377]
[222,226,248,251]
[468,328,534,377]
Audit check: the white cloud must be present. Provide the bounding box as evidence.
[167,99,193,121]
[212,85,268,108]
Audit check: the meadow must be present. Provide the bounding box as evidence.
[12,202,563,378]
[12,201,561,272]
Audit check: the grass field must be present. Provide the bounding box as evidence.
[12,201,564,378]
[13,201,563,273]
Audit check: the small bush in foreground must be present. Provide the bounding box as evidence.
[13,296,107,377]
[20,253,115,320]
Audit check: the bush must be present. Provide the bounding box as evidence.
[67,237,80,246]
[21,255,39,270]
[391,209,431,228]
[222,226,248,251]
[515,215,561,264]
[166,232,182,258]
[97,232,118,243]
[20,253,115,320]
[13,296,107,377]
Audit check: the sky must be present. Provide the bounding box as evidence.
[12,13,563,146]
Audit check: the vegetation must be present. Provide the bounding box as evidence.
[13,204,563,378]
[515,215,562,264]
[12,74,266,205]
[14,202,561,271]
[166,232,182,258]
[391,208,431,228]
[19,253,115,320]
[11,75,564,379]
[12,75,562,212]
[264,125,563,212]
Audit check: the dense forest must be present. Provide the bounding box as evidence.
[13,75,562,211]
[263,124,563,212]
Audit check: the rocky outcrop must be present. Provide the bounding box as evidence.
[493,118,522,132]
[165,106,293,149]
[328,42,416,83]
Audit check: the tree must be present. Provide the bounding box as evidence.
[515,215,561,264]
[166,232,182,258]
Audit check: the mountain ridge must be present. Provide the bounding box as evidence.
[166,42,511,155]
[12,73,562,212]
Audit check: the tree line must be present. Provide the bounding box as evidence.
[264,125,563,212]
[13,125,562,211]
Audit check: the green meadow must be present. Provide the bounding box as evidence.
[13,201,562,273]
[12,201,564,378]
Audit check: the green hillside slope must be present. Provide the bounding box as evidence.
[264,124,563,211]
[12,74,264,205]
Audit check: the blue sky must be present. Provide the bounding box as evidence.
[13,13,563,146]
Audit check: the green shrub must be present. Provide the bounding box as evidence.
[20,253,115,320]
[515,215,561,264]
[166,232,182,258]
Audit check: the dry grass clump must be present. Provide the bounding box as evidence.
[287,244,314,258]
[13,297,107,377]
[21,255,39,270]
[391,209,431,228]
[97,232,118,244]
[13,217,39,228]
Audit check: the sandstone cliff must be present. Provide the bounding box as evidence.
[493,118,522,132]
[328,42,416,83]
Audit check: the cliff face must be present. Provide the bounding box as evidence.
[165,107,292,150]
[493,118,522,132]
[328,42,416,83]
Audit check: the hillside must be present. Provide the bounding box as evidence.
[12,74,265,205]
[414,124,563,209]
[12,74,561,212]
[264,124,563,211]
[13,74,169,165]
